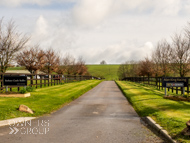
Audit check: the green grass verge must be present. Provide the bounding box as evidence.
[116,81,190,143]
[7,67,26,70]
[87,64,120,80]
[0,80,101,121]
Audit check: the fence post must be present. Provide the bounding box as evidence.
[36,75,37,88]
[44,76,46,87]
[54,75,55,86]
[30,75,33,87]
[40,75,42,88]
[159,78,160,90]
[181,87,183,95]
[0,74,3,91]
[65,75,67,83]
[187,78,189,94]
[51,75,53,86]
[60,75,62,84]
[57,75,59,85]
[48,75,49,86]
[172,87,173,93]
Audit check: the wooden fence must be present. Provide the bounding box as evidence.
[122,77,190,95]
[0,73,97,92]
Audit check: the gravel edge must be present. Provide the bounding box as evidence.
[141,116,177,143]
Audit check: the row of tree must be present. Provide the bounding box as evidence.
[0,18,88,75]
[17,46,88,75]
[118,21,190,79]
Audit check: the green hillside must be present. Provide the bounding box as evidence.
[87,65,120,80]
[7,67,25,70]
[6,65,120,80]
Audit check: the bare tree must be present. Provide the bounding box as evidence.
[100,60,106,65]
[0,18,29,73]
[171,33,190,77]
[56,58,65,74]
[138,57,154,77]
[76,56,88,75]
[117,61,139,79]
[152,40,172,77]
[184,21,190,40]
[129,61,140,77]
[117,63,128,80]
[151,45,162,77]
[16,45,46,74]
[159,40,172,76]
[42,48,60,74]
[62,53,75,75]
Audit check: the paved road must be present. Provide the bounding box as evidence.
[0,81,164,143]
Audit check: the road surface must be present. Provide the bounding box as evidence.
[0,81,164,143]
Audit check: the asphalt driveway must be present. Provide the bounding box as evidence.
[0,81,164,143]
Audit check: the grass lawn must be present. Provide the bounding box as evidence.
[87,64,120,80]
[116,81,190,143]
[0,80,101,121]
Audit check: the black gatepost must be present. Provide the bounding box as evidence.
[3,75,27,92]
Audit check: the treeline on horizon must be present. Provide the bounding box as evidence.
[0,18,89,76]
[118,21,190,80]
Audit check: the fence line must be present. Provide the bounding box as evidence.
[0,73,98,92]
[122,77,190,95]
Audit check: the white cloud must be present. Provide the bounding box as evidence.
[0,0,51,7]
[31,14,76,52]
[34,15,48,37]
[151,0,181,16]
[72,0,113,27]
[0,0,190,64]
[28,12,188,64]
[71,0,184,28]
[69,40,154,64]
[0,0,77,7]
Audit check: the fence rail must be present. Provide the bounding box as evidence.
[122,77,190,95]
[0,73,97,92]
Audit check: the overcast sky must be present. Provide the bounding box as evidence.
[0,0,190,64]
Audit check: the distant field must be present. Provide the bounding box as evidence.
[7,67,25,70]
[87,65,120,80]
[7,65,120,80]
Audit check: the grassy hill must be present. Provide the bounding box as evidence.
[7,67,25,70]
[87,65,120,80]
[7,65,120,80]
